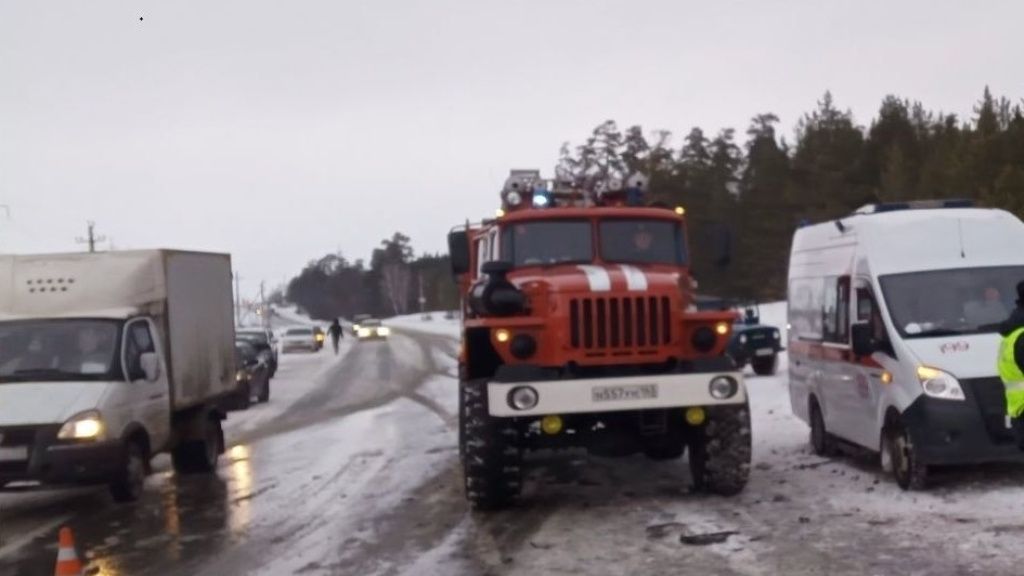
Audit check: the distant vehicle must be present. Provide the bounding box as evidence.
[695,298,783,376]
[236,328,278,376]
[280,326,318,353]
[356,318,390,341]
[229,341,270,409]
[0,250,235,502]
[313,326,326,350]
[351,314,372,336]
[788,200,1024,490]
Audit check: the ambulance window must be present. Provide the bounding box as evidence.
[823,277,850,344]
[788,277,825,341]
[856,283,893,353]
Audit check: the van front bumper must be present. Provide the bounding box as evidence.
[0,425,123,486]
[903,377,1024,466]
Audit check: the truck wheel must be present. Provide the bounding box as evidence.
[884,420,928,490]
[809,398,838,457]
[751,354,778,376]
[689,403,752,496]
[173,417,223,474]
[110,440,148,503]
[461,379,522,510]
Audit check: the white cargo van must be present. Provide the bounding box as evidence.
[788,201,1024,489]
[0,250,236,501]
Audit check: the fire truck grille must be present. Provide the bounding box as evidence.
[569,296,672,350]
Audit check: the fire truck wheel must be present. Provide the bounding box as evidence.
[460,379,523,510]
[689,402,751,496]
[751,354,778,376]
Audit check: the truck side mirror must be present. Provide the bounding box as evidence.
[448,230,470,277]
[139,352,161,382]
[851,323,875,357]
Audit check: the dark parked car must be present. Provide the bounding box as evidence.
[228,341,271,410]
[236,327,278,377]
[695,297,783,376]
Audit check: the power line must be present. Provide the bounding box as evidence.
[75,221,106,253]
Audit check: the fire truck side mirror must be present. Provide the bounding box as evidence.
[448,230,470,277]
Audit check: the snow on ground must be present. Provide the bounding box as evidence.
[388,313,460,338]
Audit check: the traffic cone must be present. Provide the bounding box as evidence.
[54,526,83,576]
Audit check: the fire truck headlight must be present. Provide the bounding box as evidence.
[709,376,738,400]
[692,327,716,353]
[508,386,539,411]
[510,334,537,359]
[533,192,551,208]
[506,191,523,207]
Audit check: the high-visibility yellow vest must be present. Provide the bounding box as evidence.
[999,327,1024,418]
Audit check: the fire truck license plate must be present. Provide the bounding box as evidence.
[592,384,658,403]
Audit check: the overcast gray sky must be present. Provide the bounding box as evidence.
[2,0,1022,297]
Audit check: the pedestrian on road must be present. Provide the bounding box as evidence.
[328,318,343,355]
[997,281,1024,447]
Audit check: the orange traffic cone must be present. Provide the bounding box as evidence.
[54,526,83,576]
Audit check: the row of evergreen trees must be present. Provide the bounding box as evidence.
[557,89,1024,300]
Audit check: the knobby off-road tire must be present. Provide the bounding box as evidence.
[689,401,752,496]
[460,379,522,510]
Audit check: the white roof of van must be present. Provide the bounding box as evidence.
[791,208,1024,277]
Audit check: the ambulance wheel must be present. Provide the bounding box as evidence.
[460,379,522,510]
[884,420,929,490]
[809,398,838,457]
[752,354,778,376]
[689,402,752,496]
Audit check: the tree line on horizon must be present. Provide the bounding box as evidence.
[284,88,1024,317]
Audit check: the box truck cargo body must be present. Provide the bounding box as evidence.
[0,250,236,501]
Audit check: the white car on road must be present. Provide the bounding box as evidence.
[279,327,319,353]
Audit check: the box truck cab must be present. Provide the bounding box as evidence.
[787,201,1024,489]
[0,250,237,502]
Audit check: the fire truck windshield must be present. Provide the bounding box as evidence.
[501,220,592,266]
[599,219,686,265]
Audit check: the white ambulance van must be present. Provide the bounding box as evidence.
[787,200,1024,489]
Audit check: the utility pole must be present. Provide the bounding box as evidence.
[259,280,267,330]
[75,221,106,253]
[233,271,242,327]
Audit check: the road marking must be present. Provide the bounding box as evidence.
[577,265,611,292]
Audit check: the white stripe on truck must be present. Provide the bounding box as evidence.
[576,265,611,292]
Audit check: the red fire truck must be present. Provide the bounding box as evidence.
[449,170,750,509]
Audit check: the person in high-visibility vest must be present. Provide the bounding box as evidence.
[998,281,1024,447]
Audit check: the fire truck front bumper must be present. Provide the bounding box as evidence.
[486,364,746,418]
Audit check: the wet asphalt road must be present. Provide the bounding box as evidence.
[4,329,1024,575]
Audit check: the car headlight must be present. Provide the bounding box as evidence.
[358,328,372,338]
[377,327,391,336]
[236,370,247,382]
[772,330,781,340]
[739,334,748,345]
[58,410,105,440]
[917,366,965,401]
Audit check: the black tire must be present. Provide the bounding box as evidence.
[689,402,752,496]
[172,417,223,475]
[460,379,522,510]
[809,399,838,457]
[257,380,270,403]
[885,420,928,490]
[110,440,148,503]
[751,354,778,376]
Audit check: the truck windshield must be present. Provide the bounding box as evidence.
[599,219,686,265]
[501,220,592,266]
[880,266,1024,338]
[0,319,121,383]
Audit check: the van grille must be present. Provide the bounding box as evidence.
[569,296,672,350]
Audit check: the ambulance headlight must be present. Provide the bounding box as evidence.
[917,366,965,401]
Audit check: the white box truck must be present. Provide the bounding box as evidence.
[0,249,236,501]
